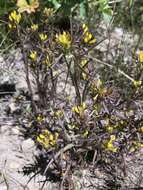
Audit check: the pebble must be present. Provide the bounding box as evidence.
[0,125,9,133]
[11,127,20,135]
[9,162,21,169]
[22,139,35,152]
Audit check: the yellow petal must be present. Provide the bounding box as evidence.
[139,51,143,63]
[110,135,116,141]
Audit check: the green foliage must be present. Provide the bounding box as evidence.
[43,0,112,20]
[0,0,15,16]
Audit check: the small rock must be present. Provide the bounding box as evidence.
[0,125,9,133]
[8,101,22,115]
[33,94,39,102]
[8,102,17,112]
[11,127,20,135]
[9,162,21,169]
[22,139,35,152]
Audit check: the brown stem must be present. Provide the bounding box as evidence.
[17,26,37,113]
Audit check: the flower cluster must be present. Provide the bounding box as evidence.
[132,80,142,88]
[8,10,21,28]
[56,31,71,49]
[29,51,37,61]
[31,24,38,31]
[43,8,54,17]
[72,102,86,117]
[129,141,143,153]
[36,114,45,123]
[82,24,96,44]
[54,110,64,119]
[39,33,48,41]
[36,130,59,149]
[105,135,118,153]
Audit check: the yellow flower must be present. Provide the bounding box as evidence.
[105,135,117,153]
[130,141,143,153]
[82,24,88,33]
[56,31,71,49]
[55,132,59,139]
[139,51,143,63]
[129,146,135,153]
[39,33,48,41]
[133,141,143,148]
[29,51,37,61]
[110,135,116,141]
[36,130,59,149]
[36,114,45,123]
[8,23,16,29]
[80,59,88,68]
[68,124,79,130]
[53,70,59,77]
[49,134,54,141]
[83,130,89,137]
[37,136,49,148]
[31,24,38,31]
[133,80,142,88]
[106,143,117,153]
[83,31,96,44]
[8,10,21,29]
[54,110,64,118]
[82,73,88,80]
[9,10,21,24]
[106,126,114,133]
[42,55,52,68]
[43,8,54,17]
[72,102,86,117]
[139,126,143,133]
[82,23,96,45]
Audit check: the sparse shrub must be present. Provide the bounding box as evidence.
[1,0,143,189]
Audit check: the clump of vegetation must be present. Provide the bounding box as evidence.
[1,0,143,189]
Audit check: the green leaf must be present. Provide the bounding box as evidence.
[49,0,61,10]
[103,13,112,23]
[80,2,86,18]
[128,0,133,7]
